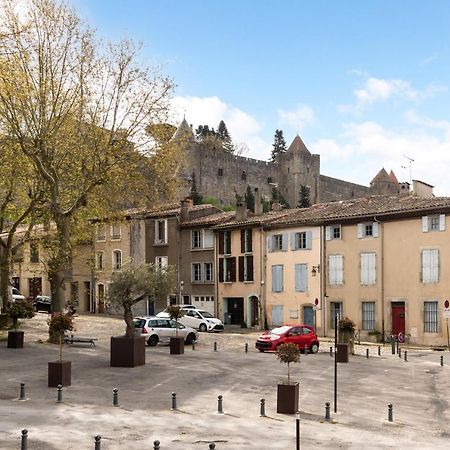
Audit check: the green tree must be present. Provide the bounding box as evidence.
[190,172,203,205]
[245,185,255,212]
[298,185,311,208]
[108,263,177,337]
[217,120,233,152]
[0,0,175,312]
[271,129,287,162]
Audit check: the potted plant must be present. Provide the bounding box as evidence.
[276,342,301,414]
[167,305,185,355]
[47,313,74,387]
[7,300,35,348]
[338,316,356,357]
[107,262,177,367]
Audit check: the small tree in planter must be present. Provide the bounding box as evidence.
[166,305,185,355]
[276,342,301,414]
[107,262,177,367]
[7,300,35,348]
[338,316,356,355]
[47,313,74,387]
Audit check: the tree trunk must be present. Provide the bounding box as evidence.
[124,305,134,337]
[0,247,12,311]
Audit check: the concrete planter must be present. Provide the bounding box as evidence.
[338,330,355,354]
[110,335,145,367]
[277,382,299,414]
[7,330,24,348]
[48,361,71,387]
[170,336,185,355]
[336,343,349,363]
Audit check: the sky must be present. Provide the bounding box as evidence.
[68,0,450,195]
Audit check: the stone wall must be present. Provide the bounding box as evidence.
[319,175,370,203]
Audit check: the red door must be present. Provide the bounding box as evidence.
[391,302,405,336]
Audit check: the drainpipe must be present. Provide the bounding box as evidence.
[321,225,327,337]
[260,225,267,330]
[374,216,385,343]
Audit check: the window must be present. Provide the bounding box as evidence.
[204,263,213,282]
[192,263,202,282]
[112,250,122,270]
[295,264,308,292]
[192,230,202,249]
[421,249,439,283]
[96,251,104,270]
[241,170,246,181]
[424,301,438,333]
[292,231,312,250]
[328,255,344,285]
[111,223,121,240]
[272,265,284,292]
[362,301,375,330]
[357,222,378,238]
[218,168,223,176]
[269,234,287,252]
[96,224,106,241]
[360,253,376,285]
[325,225,341,240]
[241,229,252,253]
[30,242,39,263]
[155,256,168,270]
[239,255,254,282]
[330,301,343,329]
[223,231,231,254]
[191,229,214,249]
[219,257,236,282]
[268,177,272,184]
[154,219,168,244]
[422,215,445,232]
[193,295,214,304]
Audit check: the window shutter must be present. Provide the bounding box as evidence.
[360,253,368,285]
[357,223,363,238]
[422,250,430,283]
[219,258,224,282]
[238,256,244,282]
[219,232,224,254]
[337,255,344,284]
[282,234,288,251]
[241,230,245,253]
[439,214,446,231]
[230,257,236,282]
[369,253,376,285]
[204,230,214,248]
[372,222,379,237]
[247,256,254,281]
[432,249,439,282]
[325,226,331,241]
[247,229,253,252]
[422,216,428,233]
[328,255,335,284]
[295,264,308,292]
[267,236,273,253]
[306,231,312,249]
[272,266,278,292]
[290,233,296,250]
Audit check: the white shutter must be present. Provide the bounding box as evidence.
[325,226,331,241]
[357,223,363,238]
[282,234,288,251]
[368,253,376,285]
[328,256,335,284]
[267,236,273,252]
[372,222,379,237]
[337,255,344,284]
[203,229,214,248]
[360,253,368,285]
[431,249,439,283]
[422,216,428,233]
[306,231,312,250]
[290,233,296,250]
[329,255,343,285]
[272,265,283,292]
[422,250,431,283]
[439,214,446,231]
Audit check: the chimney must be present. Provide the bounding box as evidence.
[254,188,262,215]
[180,197,193,222]
[235,201,248,221]
[271,200,282,212]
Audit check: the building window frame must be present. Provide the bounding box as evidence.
[96,224,106,242]
[96,251,104,270]
[110,222,121,240]
[154,219,168,245]
[112,250,122,270]
[362,301,375,331]
[424,300,439,333]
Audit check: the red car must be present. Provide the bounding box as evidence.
[255,324,320,353]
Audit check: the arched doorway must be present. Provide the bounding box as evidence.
[249,295,259,327]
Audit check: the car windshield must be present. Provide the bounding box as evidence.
[199,311,214,318]
[134,319,145,328]
[270,326,291,335]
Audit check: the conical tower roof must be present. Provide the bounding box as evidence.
[171,118,194,141]
[389,170,400,185]
[370,168,392,186]
[287,134,311,156]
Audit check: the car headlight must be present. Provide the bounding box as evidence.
[269,335,278,341]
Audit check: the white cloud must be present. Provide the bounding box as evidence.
[277,104,315,131]
[310,119,450,196]
[171,95,271,160]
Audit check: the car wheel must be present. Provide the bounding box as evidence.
[258,348,265,353]
[148,335,158,347]
[185,333,196,344]
[310,343,319,354]
[199,323,208,332]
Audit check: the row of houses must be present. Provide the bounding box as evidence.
[8,192,450,346]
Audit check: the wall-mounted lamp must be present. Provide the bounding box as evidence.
[311,265,320,277]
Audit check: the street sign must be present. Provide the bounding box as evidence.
[313,297,321,310]
[444,299,450,318]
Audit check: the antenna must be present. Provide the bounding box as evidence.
[402,155,414,189]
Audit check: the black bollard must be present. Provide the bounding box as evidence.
[260,398,266,417]
[192,340,196,350]
[378,346,381,356]
[366,348,369,359]
[441,355,444,367]
[330,346,333,357]
[113,388,119,407]
[391,340,395,355]
[21,429,28,450]
[209,444,216,449]
[304,344,308,355]
[388,404,393,422]
[19,383,26,401]
[94,435,101,450]
[214,342,217,352]
[398,348,402,359]
[171,392,177,410]
[325,402,331,421]
[396,340,399,355]
[217,395,223,414]
[404,351,408,362]
[57,384,63,403]
[245,343,248,353]
[153,440,160,450]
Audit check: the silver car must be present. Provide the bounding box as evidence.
[133,316,198,347]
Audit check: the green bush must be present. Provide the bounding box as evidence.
[8,300,35,330]
[276,342,300,385]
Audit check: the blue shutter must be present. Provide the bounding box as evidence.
[282,234,288,251]
[306,231,312,250]
[295,264,308,292]
[290,233,296,250]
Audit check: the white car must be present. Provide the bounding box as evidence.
[133,316,198,347]
[11,287,25,302]
[157,308,224,332]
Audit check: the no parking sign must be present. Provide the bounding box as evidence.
[444,299,450,318]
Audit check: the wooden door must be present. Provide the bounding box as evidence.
[391,302,405,336]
